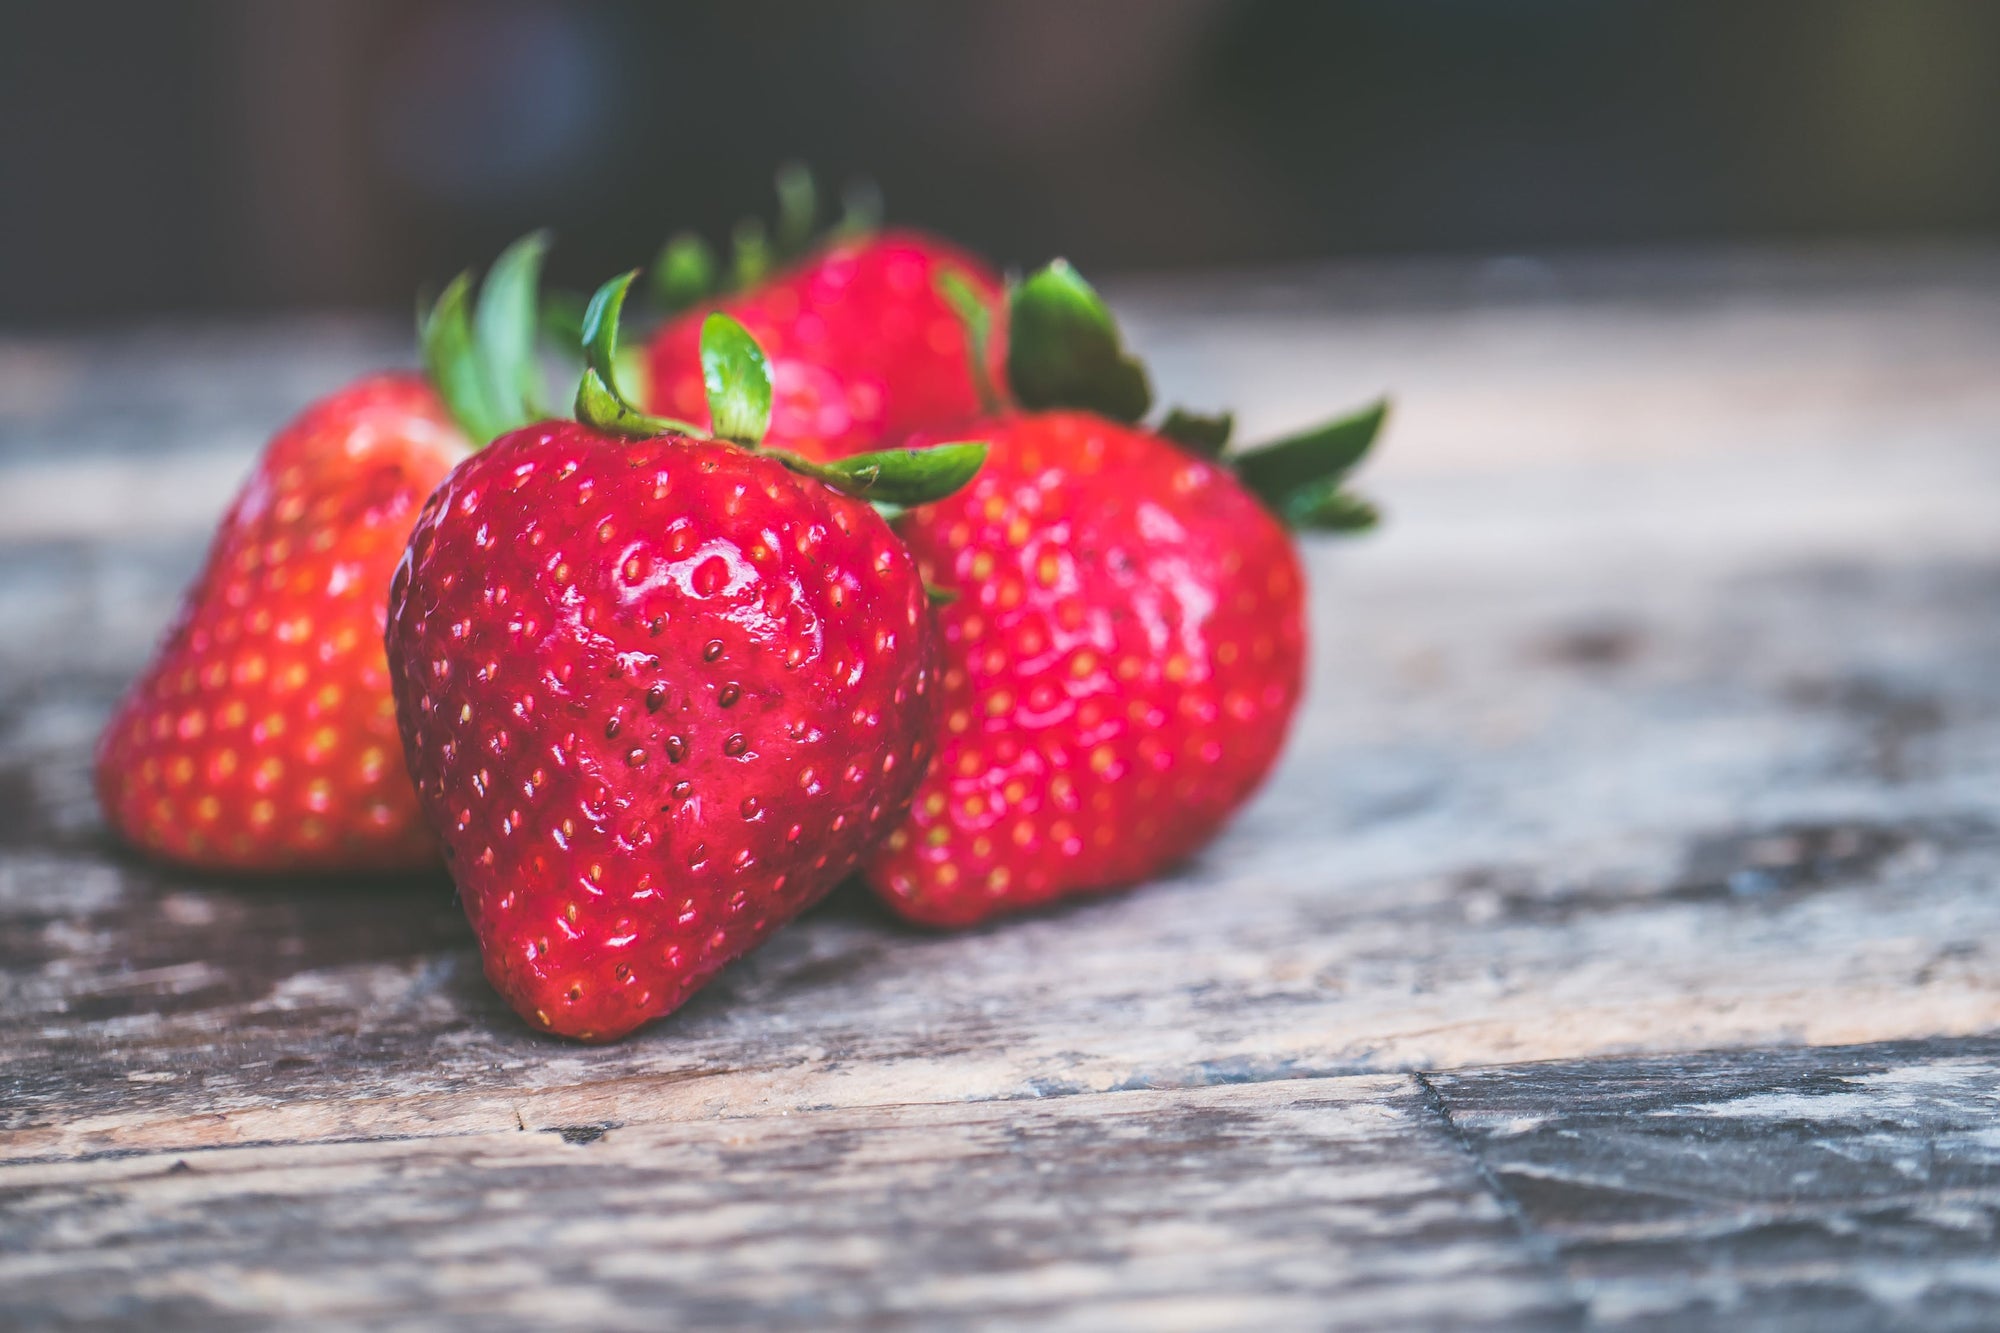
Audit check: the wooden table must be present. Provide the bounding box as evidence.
[4,248,1998,1329]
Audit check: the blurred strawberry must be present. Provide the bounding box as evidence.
[638,165,1004,461]
[95,236,555,871]
[867,261,1386,926]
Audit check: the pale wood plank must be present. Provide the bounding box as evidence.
[6,252,2000,1165]
[0,1076,1576,1331]
[5,522,1997,1158]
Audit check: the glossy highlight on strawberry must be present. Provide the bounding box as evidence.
[862,259,1386,927]
[387,281,984,1041]
[387,420,939,1039]
[867,412,1305,925]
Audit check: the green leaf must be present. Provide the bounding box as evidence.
[731,217,772,290]
[474,230,551,426]
[1230,398,1389,509]
[651,232,717,315]
[699,313,774,445]
[573,271,703,439]
[937,266,1002,414]
[774,161,817,257]
[1158,407,1233,457]
[572,270,979,501]
[419,272,509,446]
[579,270,638,386]
[925,582,959,606]
[1006,259,1151,423]
[1284,481,1381,533]
[793,440,987,506]
[573,367,666,439]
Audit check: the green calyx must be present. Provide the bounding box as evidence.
[574,271,986,508]
[419,230,555,447]
[1158,407,1234,458]
[647,162,882,318]
[1280,479,1381,532]
[1006,260,1152,423]
[573,272,705,440]
[947,254,1388,535]
[1190,394,1388,534]
[698,312,773,445]
[1227,399,1387,529]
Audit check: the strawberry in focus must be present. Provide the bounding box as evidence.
[387,276,984,1039]
[639,170,1004,462]
[94,237,555,872]
[866,262,1386,927]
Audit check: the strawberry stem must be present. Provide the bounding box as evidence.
[474,231,553,422]
[643,164,881,321]
[1006,260,1152,423]
[777,441,990,506]
[1158,407,1234,457]
[419,232,555,447]
[574,272,988,508]
[988,254,1389,535]
[1229,398,1387,506]
[575,271,706,437]
[1281,481,1381,532]
[698,313,774,445]
[420,273,505,444]
[1226,398,1388,535]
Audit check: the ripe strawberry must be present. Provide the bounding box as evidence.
[386,274,983,1040]
[638,170,1003,461]
[865,261,1386,927]
[94,237,558,872]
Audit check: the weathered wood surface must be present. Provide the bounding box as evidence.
[1429,1037,2000,1330]
[7,1047,1996,1330]
[1,1077,1578,1331]
[3,247,1999,1326]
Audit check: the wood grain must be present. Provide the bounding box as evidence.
[5,248,2000,1326]
[1428,1038,2000,1330]
[6,487,1997,1159]
[0,1077,1577,1331]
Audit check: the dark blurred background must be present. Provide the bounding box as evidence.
[6,0,2000,323]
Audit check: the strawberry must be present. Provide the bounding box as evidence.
[386,274,984,1040]
[638,167,1004,462]
[865,261,1386,927]
[94,236,558,872]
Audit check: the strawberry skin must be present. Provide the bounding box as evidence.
[95,373,467,871]
[865,411,1306,927]
[645,230,1003,462]
[386,421,937,1040]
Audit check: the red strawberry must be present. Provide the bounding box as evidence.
[94,374,465,870]
[386,275,983,1040]
[641,177,1003,461]
[865,261,1386,927]
[95,236,554,872]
